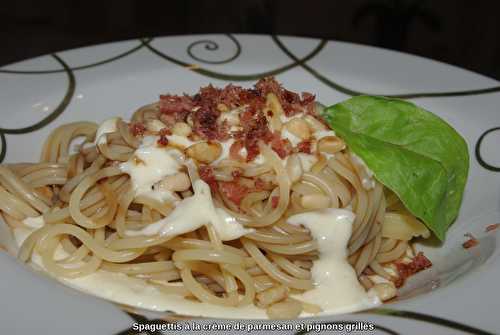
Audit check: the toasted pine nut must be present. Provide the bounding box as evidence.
[317,136,345,154]
[266,93,284,117]
[185,141,222,163]
[301,194,330,209]
[256,285,287,306]
[158,172,191,192]
[172,122,192,137]
[186,114,194,127]
[304,115,327,131]
[286,154,303,183]
[217,103,229,113]
[266,299,303,319]
[369,283,397,301]
[219,110,240,126]
[284,118,310,140]
[145,119,167,132]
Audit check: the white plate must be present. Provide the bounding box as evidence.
[0,34,499,335]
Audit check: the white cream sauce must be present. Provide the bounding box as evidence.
[119,136,184,199]
[213,138,235,164]
[125,179,253,241]
[12,208,379,318]
[287,209,380,314]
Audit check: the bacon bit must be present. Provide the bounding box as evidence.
[229,140,246,162]
[219,181,249,206]
[199,165,218,192]
[271,196,280,208]
[301,92,316,114]
[231,170,243,179]
[217,119,231,141]
[254,178,266,191]
[159,127,172,136]
[218,84,245,108]
[155,77,315,152]
[159,94,195,114]
[193,106,220,140]
[254,77,315,116]
[301,92,315,105]
[157,136,169,146]
[255,77,282,98]
[245,143,261,163]
[296,140,312,154]
[394,252,432,288]
[462,233,479,249]
[129,122,146,136]
[240,112,272,162]
[238,88,265,110]
[270,132,293,159]
[485,223,500,232]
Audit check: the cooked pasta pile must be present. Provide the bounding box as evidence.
[0,77,432,318]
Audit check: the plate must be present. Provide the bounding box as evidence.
[0,34,499,335]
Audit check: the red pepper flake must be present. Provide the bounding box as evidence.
[394,252,432,288]
[462,233,479,249]
[271,196,280,208]
[129,122,146,136]
[485,223,500,233]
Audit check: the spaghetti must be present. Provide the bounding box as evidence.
[0,77,432,319]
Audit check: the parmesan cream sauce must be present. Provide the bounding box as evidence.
[14,208,379,318]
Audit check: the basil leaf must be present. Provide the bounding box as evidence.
[321,96,469,241]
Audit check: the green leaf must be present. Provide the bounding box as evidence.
[321,96,469,241]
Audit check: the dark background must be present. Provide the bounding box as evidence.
[1,0,500,80]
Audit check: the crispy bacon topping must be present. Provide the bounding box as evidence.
[199,165,217,192]
[254,77,315,116]
[462,233,479,249]
[394,252,432,288]
[270,132,293,159]
[296,140,313,154]
[157,136,169,146]
[159,127,172,136]
[219,181,249,206]
[229,140,246,162]
[156,77,316,155]
[231,169,243,179]
[159,94,195,114]
[271,196,280,208]
[129,122,146,136]
[193,106,220,140]
[485,223,500,232]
